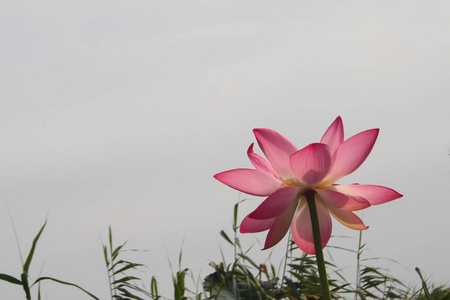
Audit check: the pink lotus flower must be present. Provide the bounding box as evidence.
[214,117,402,254]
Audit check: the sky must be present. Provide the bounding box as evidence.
[1,1,450,298]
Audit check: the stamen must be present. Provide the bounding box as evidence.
[282,179,295,187]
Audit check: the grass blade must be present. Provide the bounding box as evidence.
[151,276,160,299]
[415,267,432,300]
[23,219,47,273]
[103,245,110,268]
[233,202,239,229]
[33,276,100,300]
[220,230,234,246]
[0,273,22,285]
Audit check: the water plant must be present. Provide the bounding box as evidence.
[214,116,403,298]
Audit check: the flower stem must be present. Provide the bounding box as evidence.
[305,191,332,300]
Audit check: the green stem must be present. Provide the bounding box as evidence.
[355,230,363,300]
[21,272,31,300]
[305,191,332,300]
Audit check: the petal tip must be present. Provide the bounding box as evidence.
[370,128,380,137]
[247,143,256,157]
[252,128,264,135]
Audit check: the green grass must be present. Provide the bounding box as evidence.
[1,206,449,299]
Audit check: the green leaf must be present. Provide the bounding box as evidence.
[109,259,129,272]
[116,287,144,300]
[112,276,140,285]
[113,263,144,276]
[112,242,127,261]
[33,276,100,300]
[233,202,239,229]
[173,269,188,300]
[220,230,234,246]
[122,284,152,297]
[109,226,113,253]
[23,219,47,273]
[415,267,432,300]
[151,276,159,299]
[103,245,110,267]
[0,273,22,285]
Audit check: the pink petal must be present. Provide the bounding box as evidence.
[249,187,304,220]
[325,129,379,184]
[320,116,344,155]
[331,184,403,205]
[214,169,283,196]
[240,215,274,233]
[247,143,279,178]
[253,128,297,180]
[289,143,331,186]
[325,203,368,230]
[316,189,370,211]
[292,197,332,255]
[263,200,298,250]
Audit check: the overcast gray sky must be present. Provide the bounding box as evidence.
[1,1,450,298]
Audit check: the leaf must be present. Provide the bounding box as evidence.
[110,260,143,273]
[103,245,110,268]
[117,287,144,300]
[112,276,140,285]
[415,267,432,300]
[151,276,159,299]
[112,242,128,261]
[220,230,234,246]
[123,284,152,297]
[109,226,113,253]
[233,202,239,229]
[113,263,144,276]
[173,269,188,300]
[0,273,22,285]
[23,219,47,273]
[33,276,100,300]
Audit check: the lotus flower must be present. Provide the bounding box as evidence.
[214,117,402,254]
